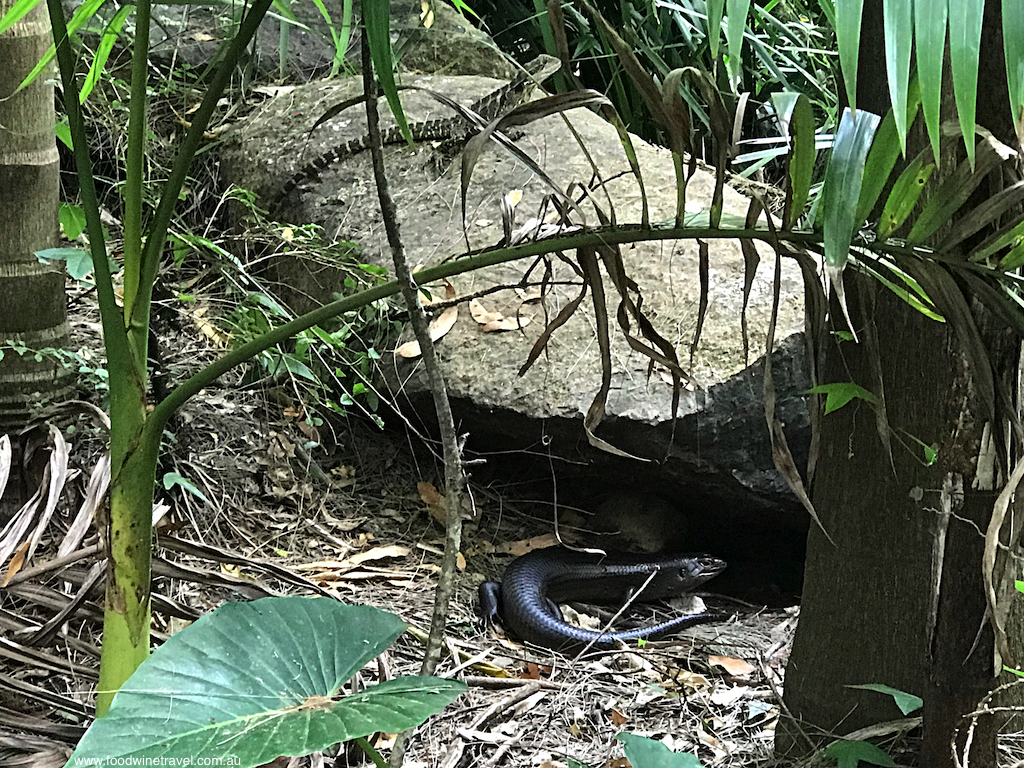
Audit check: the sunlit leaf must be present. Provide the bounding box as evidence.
[0,0,43,35]
[79,5,134,103]
[725,0,751,86]
[808,382,879,415]
[835,0,865,113]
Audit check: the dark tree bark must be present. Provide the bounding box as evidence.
[779,2,1020,766]
[0,0,71,434]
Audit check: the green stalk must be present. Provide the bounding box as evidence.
[120,0,151,358]
[46,0,151,716]
[128,0,275,341]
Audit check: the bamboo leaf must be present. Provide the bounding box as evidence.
[915,0,947,165]
[948,0,984,167]
[0,0,42,34]
[707,0,725,60]
[79,4,133,103]
[362,0,410,144]
[876,150,934,239]
[883,0,913,153]
[13,0,107,94]
[835,0,865,113]
[820,108,880,337]
[725,0,751,86]
[1004,1,1024,147]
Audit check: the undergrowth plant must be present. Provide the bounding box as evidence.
[2,4,1023,767]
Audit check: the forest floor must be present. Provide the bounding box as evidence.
[7,267,927,768]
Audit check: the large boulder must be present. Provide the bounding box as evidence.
[219,63,812,586]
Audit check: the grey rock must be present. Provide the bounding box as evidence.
[219,65,812,565]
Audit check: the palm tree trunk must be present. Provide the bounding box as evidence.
[0,0,71,437]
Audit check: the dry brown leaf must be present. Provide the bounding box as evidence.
[523,662,552,679]
[191,306,230,346]
[417,481,446,524]
[345,544,411,566]
[515,286,543,303]
[602,759,630,768]
[470,299,503,324]
[482,316,531,333]
[333,569,413,581]
[498,533,559,556]
[456,551,467,570]
[608,709,629,726]
[395,305,458,358]
[709,655,756,677]
[1,541,29,586]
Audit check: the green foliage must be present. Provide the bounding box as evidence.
[616,732,705,768]
[807,382,878,415]
[821,739,896,768]
[162,471,209,503]
[207,223,395,422]
[479,0,838,178]
[68,598,466,766]
[845,683,923,715]
[0,342,109,394]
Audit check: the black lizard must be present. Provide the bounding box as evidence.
[268,54,561,213]
[478,547,726,653]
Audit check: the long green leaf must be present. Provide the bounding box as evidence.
[948,0,984,167]
[822,108,881,267]
[915,0,947,165]
[908,135,1010,244]
[78,4,133,103]
[939,180,1024,252]
[362,0,410,144]
[725,0,751,86]
[820,107,880,338]
[883,0,913,153]
[1005,1,1024,147]
[835,0,864,113]
[0,0,41,32]
[855,111,898,223]
[707,0,725,60]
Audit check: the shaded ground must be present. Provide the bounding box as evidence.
[0,255,821,768]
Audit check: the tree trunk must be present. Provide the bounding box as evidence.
[779,275,1010,766]
[0,0,70,435]
[779,2,1019,765]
